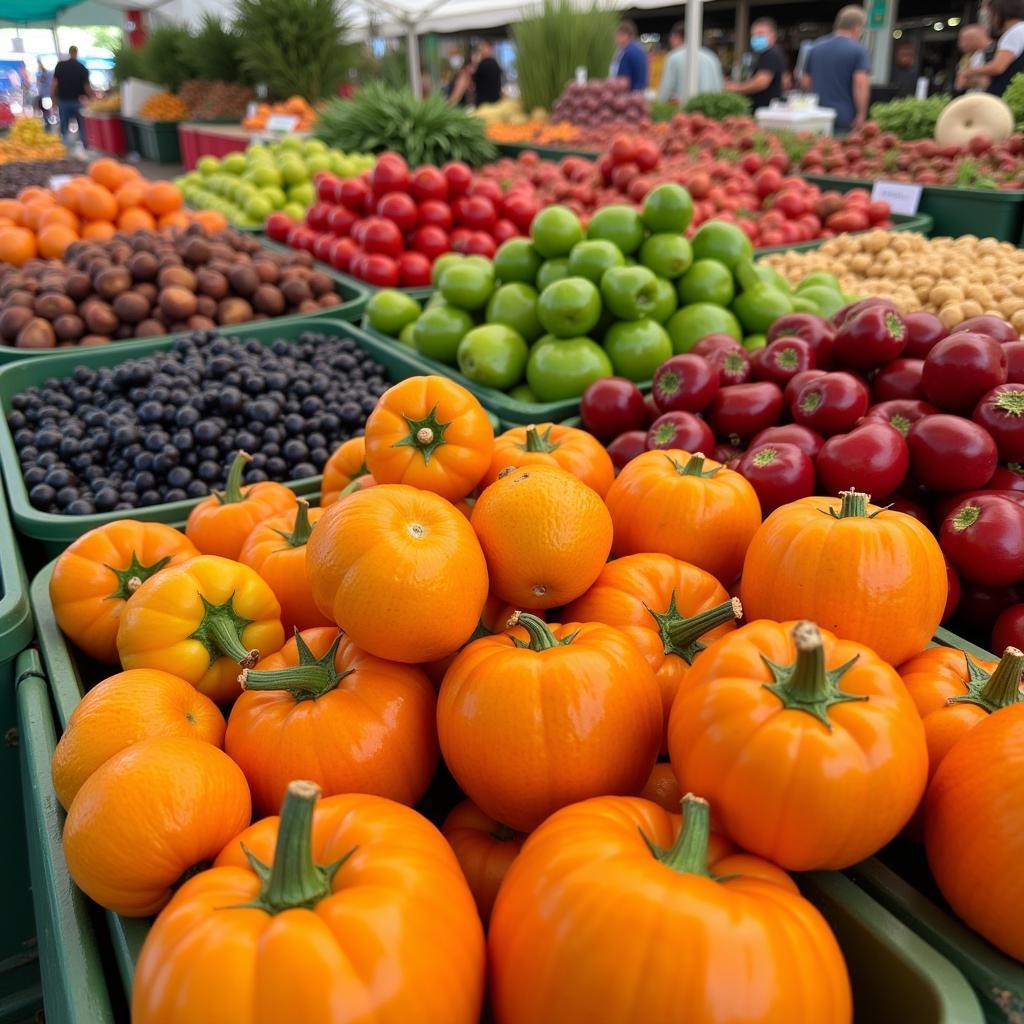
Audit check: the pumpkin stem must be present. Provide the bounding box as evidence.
[188,594,259,671]
[240,630,351,700]
[241,781,354,915]
[669,452,719,478]
[507,611,576,651]
[642,793,714,877]
[830,489,870,519]
[761,621,867,730]
[273,499,315,548]
[392,404,450,465]
[337,464,370,498]
[648,596,742,665]
[215,451,252,505]
[491,823,518,842]
[519,424,558,453]
[948,646,1024,713]
[104,551,172,602]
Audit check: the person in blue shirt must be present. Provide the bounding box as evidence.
[611,20,649,92]
[802,6,873,132]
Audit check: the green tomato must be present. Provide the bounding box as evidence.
[457,324,529,389]
[537,277,602,338]
[586,204,645,255]
[432,252,464,287]
[666,303,743,353]
[795,285,847,319]
[486,282,543,342]
[639,233,693,280]
[732,284,794,335]
[677,259,735,307]
[650,276,678,324]
[398,322,417,347]
[798,271,843,293]
[526,337,613,402]
[530,206,584,259]
[439,261,494,312]
[493,238,543,284]
[641,182,694,234]
[509,383,539,403]
[412,304,474,364]
[536,258,570,291]
[366,289,422,337]
[567,239,625,284]
[604,318,673,381]
[690,220,754,270]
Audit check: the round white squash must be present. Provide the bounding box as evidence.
[934,93,1014,146]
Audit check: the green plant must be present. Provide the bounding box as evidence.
[869,95,950,140]
[683,92,751,119]
[234,0,355,102]
[1004,73,1024,125]
[112,44,147,84]
[140,24,199,92]
[314,84,497,166]
[513,0,617,112]
[356,44,409,92]
[190,14,246,84]
[650,101,676,122]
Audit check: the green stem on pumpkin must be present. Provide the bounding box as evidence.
[669,452,719,479]
[215,451,252,505]
[641,793,715,877]
[189,594,259,669]
[241,630,350,700]
[949,646,1024,713]
[652,597,743,664]
[507,611,576,651]
[105,551,172,602]
[274,499,315,548]
[519,425,558,453]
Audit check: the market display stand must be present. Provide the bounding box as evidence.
[81,113,126,158]
[121,117,182,165]
[178,122,252,171]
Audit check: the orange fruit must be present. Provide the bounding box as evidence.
[78,183,118,223]
[118,207,156,232]
[82,221,117,241]
[470,465,613,609]
[37,224,79,259]
[114,181,146,211]
[157,211,189,230]
[39,206,80,231]
[0,198,23,223]
[0,226,38,267]
[89,158,131,192]
[191,209,227,233]
[20,202,51,231]
[142,181,183,216]
[55,182,82,213]
[17,187,53,206]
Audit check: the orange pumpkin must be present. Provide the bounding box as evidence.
[482,422,615,497]
[364,376,493,500]
[51,669,225,810]
[117,555,285,704]
[564,553,741,749]
[132,782,485,1024]
[437,613,662,832]
[740,489,947,667]
[640,762,683,812]
[926,702,1024,961]
[442,799,526,924]
[185,451,297,560]
[225,628,438,815]
[63,736,251,916]
[320,436,376,507]
[489,794,852,1024]
[669,620,927,870]
[306,484,488,663]
[604,450,761,585]
[49,520,199,663]
[238,500,330,632]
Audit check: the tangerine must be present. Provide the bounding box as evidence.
[37,223,79,259]
[118,207,156,232]
[114,181,146,211]
[190,209,227,233]
[157,211,189,230]
[78,184,118,223]
[38,206,79,231]
[142,181,183,216]
[89,158,131,192]
[0,198,23,223]
[0,226,38,267]
[81,221,117,241]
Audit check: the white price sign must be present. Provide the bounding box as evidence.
[870,180,923,215]
[264,114,299,133]
[48,174,74,190]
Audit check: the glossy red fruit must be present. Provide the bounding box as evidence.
[1003,341,1024,383]
[265,212,292,242]
[950,315,1018,344]
[376,192,418,233]
[992,603,1024,652]
[398,251,432,287]
[362,217,404,259]
[750,337,815,387]
[643,394,661,426]
[692,333,743,358]
[502,191,541,233]
[606,430,647,470]
[902,311,947,359]
[832,306,907,370]
[934,489,1024,523]
[890,496,931,527]
[369,153,410,197]
[792,372,870,436]
[417,199,454,232]
[922,332,1008,413]
[328,236,360,272]
[736,441,815,515]
[326,205,357,236]
[315,174,342,203]
[815,422,909,501]
[410,166,449,204]
[989,464,1024,492]
[783,369,826,415]
[766,313,835,368]
[943,561,961,623]
[306,202,332,232]
[339,176,371,212]
[651,354,719,413]
[461,231,497,258]
[873,359,925,402]
[940,494,1024,587]
[410,225,450,261]
[646,411,715,452]
[907,415,998,492]
[492,219,519,244]
[973,383,1024,462]
[862,398,939,438]
[705,345,751,387]
[454,195,498,233]
[832,296,899,328]
[358,253,401,287]
[311,233,335,264]
[706,381,784,443]
[580,377,648,441]
[442,161,474,198]
[714,442,745,466]
[750,423,825,459]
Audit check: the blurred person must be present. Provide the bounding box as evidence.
[34,59,51,120]
[611,19,649,92]
[471,39,503,104]
[802,7,872,131]
[726,18,787,109]
[961,0,1024,96]
[955,23,993,92]
[658,20,723,104]
[51,45,92,146]
[891,42,920,96]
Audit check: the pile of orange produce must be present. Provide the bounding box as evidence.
[242,96,316,132]
[0,118,66,165]
[138,92,191,120]
[0,158,226,265]
[485,121,578,145]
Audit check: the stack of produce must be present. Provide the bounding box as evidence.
[268,152,529,286]
[472,97,542,127]
[0,224,340,349]
[177,138,374,228]
[0,159,225,265]
[176,79,253,121]
[762,230,1024,330]
[364,190,862,403]
[550,78,650,129]
[36,366,1024,1021]
[242,96,316,132]
[0,118,66,165]
[485,121,576,145]
[84,93,121,114]
[138,92,192,121]
[0,157,86,198]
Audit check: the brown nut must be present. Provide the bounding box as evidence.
[227,265,259,297]
[34,292,76,321]
[181,236,212,266]
[16,317,56,348]
[157,265,197,291]
[128,251,160,283]
[93,265,132,300]
[251,284,285,316]
[134,319,166,338]
[196,268,229,301]
[281,278,312,306]
[159,286,199,320]
[64,271,93,302]
[113,292,151,324]
[216,297,254,325]
[307,271,333,298]
[83,300,118,335]
[0,306,34,342]
[53,313,85,341]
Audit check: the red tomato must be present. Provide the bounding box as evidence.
[502,191,541,232]
[974,383,1024,461]
[492,219,520,244]
[369,153,410,197]
[410,166,449,203]
[315,173,343,203]
[398,251,432,287]
[651,354,719,414]
[454,195,497,232]
[706,381,784,442]
[328,236,360,273]
[706,345,752,387]
[646,411,715,453]
[791,372,870,436]
[417,199,454,231]
[326,205,356,236]
[950,315,1018,344]
[606,430,647,470]
[339,176,370,212]
[357,253,400,287]
[832,306,908,370]
[750,423,825,459]
[286,224,316,252]
[736,441,816,515]
[873,358,925,401]
[826,209,869,232]
[461,231,497,258]
[750,337,815,387]
[907,415,998,492]
[410,225,450,261]
[768,313,835,367]
[376,192,418,233]
[442,161,473,197]
[815,422,910,501]
[265,212,292,242]
[862,399,939,437]
[361,217,404,259]
[940,494,1024,587]
[923,332,1009,413]
[580,377,647,441]
[306,202,332,232]
[311,233,335,263]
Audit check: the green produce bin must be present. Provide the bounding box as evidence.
[0,318,430,558]
[23,560,987,1022]
[495,142,601,161]
[123,117,182,165]
[840,625,1024,1024]
[0,479,38,1024]
[801,173,1024,243]
[0,238,369,365]
[754,211,934,255]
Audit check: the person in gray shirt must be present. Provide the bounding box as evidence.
[658,20,724,104]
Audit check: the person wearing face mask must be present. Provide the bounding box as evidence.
[725,18,787,109]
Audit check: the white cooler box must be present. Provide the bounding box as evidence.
[755,104,837,136]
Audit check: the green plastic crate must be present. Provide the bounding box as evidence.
[495,142,601,161]
[0,475,38,1023]
[0,317,428,558]
[123,117,182,164]
[801,173,1024,243]
[0,238,370,365]
[22,560,986,1022]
